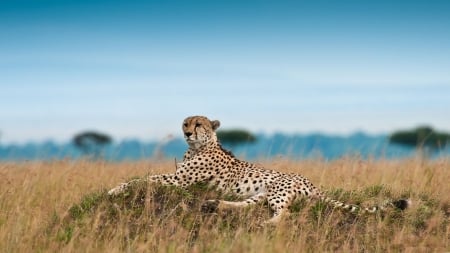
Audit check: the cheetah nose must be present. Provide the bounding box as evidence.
[185,132,192,137]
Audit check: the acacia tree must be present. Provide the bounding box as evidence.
[73,131,112,159]
[216,129,256,147]
[389,126,450,157]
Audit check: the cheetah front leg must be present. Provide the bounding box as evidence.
[108,161,202,196]
[108,173,179,196]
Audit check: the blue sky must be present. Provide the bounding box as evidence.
[1,0,450,144]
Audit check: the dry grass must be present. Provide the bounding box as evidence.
[0,158,449,253]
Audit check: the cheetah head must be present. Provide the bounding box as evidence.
[182,116,220,149]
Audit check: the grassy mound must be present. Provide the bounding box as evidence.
[47,181,449,252]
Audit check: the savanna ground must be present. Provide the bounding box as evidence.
[0,158,449,253]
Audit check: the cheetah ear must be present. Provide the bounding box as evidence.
[211,120,220,131]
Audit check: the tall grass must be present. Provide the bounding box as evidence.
[0,158,448,252]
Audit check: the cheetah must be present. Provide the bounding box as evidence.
[108,116,410,223]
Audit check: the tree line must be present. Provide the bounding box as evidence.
[2,126,446,159]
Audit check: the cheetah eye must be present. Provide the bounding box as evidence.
[195,123,201,127]
[183,123,188,127]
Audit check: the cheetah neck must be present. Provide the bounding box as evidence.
[188,140,219,154]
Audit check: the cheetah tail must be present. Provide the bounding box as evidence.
[321,197,411,213]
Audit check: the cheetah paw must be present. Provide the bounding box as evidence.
[108,182,130,196]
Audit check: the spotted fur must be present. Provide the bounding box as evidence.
[108,116,409,223]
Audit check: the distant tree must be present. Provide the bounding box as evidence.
[389,126,450,156]
[216,129,256,147]
[73,131,112,159]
